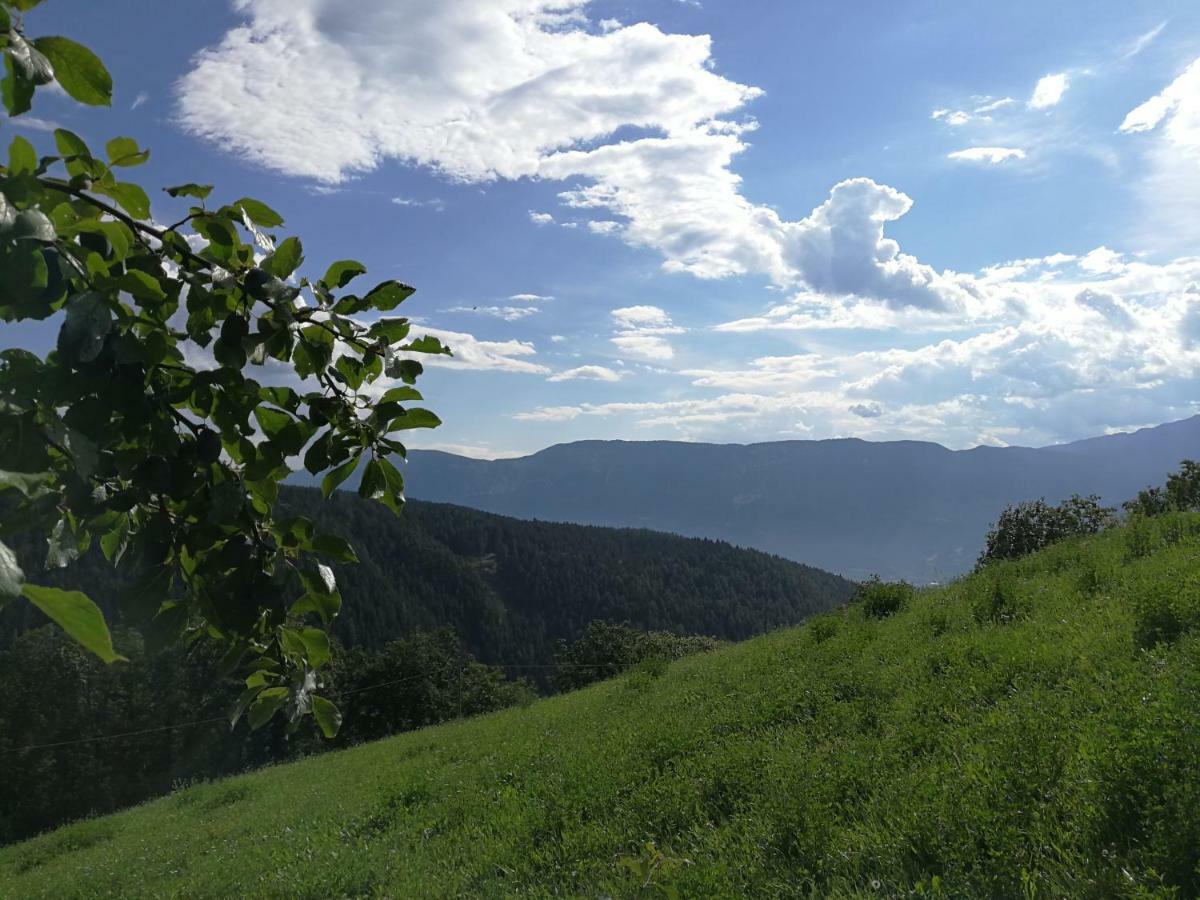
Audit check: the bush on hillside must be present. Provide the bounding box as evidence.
[856,577,914,619]
[554,622,720,691]
[1124,459,1200,517]
[328,630,534,746]
[978,494,1115,568]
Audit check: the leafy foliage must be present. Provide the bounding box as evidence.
[0,625,527,845]
[0,1,448,732]
[1125,459,1200,517]
[977,493,1115,567]
[553,621,720,692]
[3,514,1200,896]
[855,576,913,619]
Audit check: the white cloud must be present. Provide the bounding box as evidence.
[1120,57,1200,144]
[1029,73,1070,109]
[1119,57,1200,251]
[947,147,1027,164]
[974,96,1016,114]
[849,402,883,418]
[549,334,567,343]
[11,115,62,132]
[529,211,556,226]
[611,333,676,361]
[1121,22,1167,61]
[131,91,149,110]
[445,305,539,320]
[611,305,673,329]
[509,292,553,303]
[931,108,973,126]
[401,325,550,374]
[514,405,583,422]
[587,220,621,234]
[610,305,684,360]
[393,195,445,211]
[177,1,981,307]
[547,364,623,382]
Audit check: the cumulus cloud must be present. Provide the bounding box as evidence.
[947,147,1027,164]
[612,305,674,329]
[177,1,980,307]
[609,305,684,360]
[1121,56,1200,152]
[509,293,552,303]
[1029,73,1070,109]
[849,402,883,418]
[547,364,624,382]
[777,179,981,312]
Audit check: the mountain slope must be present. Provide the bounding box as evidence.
[395,416,1200,580]
[4,513,1198,898]
[1,487,854,678]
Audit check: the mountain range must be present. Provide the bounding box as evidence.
[396,416,1200,581]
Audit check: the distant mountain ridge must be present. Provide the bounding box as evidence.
[393,416,1200,581]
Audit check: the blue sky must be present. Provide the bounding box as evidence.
[11,0,1200,457]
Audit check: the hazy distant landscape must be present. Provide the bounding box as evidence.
[393,416,1200,580]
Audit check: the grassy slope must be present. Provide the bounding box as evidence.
[3,515,1199,899]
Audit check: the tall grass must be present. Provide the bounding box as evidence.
[2,514,1198,898]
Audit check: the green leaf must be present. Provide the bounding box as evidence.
[8,135,37,175]
[0,539,24,602]
[0,469,51,498]
[388,408,442,431]
[12,208,55,242]
[105,135,149,167]
[247,686,288,730]
[378,386,423,404]
[299,627,332,669]
[321,453,360,499]
[2,53,35,116]
[403,335,450,355]
[265,236,303,278]
[32,36,112,106]
[21,584,125,663]
[233,197,283,227]
[290,590,342,626]
[95,181,150,219]
[165,183,213,200]
[53,128,90,159]
[118,269,166,301]
[57,292,112,363]
[366,280,416,311]
[312,695,342,738]
[7,32,54,87]
[311,533,358,563]
[322,259,366,289]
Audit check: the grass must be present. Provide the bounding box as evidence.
[2,513,1200,898]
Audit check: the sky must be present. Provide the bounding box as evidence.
[9,0,1200,458]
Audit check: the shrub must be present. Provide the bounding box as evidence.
[1131,571,1200,649]
[857,577,914,619]
[554,622,720,691]
[978,495,1115,567]
[1123,459,1200,518]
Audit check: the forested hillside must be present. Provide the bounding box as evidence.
[1,486,855,675]
[6,511,1198,897]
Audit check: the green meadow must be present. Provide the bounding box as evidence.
[3,512,1198,899]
